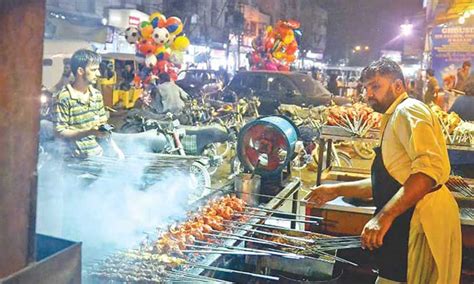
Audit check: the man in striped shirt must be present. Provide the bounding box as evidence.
[53,49,110,158]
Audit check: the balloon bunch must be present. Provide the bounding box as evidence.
[250,19,302,71]
[124,12,190,82]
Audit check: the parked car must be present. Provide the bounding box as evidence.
[219,71,351,115]
[176,69,224,98]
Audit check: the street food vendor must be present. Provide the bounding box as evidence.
[306,58,461,284]
[53,49,123,159]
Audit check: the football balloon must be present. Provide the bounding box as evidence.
[152,27,170,45]
[124,26,140,44]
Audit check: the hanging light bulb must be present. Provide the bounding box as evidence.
[458,16,466,24]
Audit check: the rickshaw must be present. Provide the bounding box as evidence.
[98,53,144,109]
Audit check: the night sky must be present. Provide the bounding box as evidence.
[318,0,424,64]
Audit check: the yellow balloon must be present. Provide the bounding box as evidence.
[154,45,166,55]
[283,32,294,45]
[273,51,284,60]
[171,35,190,51]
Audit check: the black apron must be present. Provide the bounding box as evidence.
[371,146,415,282]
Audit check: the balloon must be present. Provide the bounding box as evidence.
[271,39,282,53]
[154,44,166,55]
[124,26,140,44]
[283,31,294,45]
[149,12,166,28]
[145,54,157,68]
[273,51,285,60]
[152,27,170,45]
[171,35,190,51]
[285,54,296,63]
[285,41,298,55]
[140,22,154,39]
[286,19,300,29]
[167,34,176,47]
[138,38,157,56]
[140,21,151,28]
[165,17,183,36]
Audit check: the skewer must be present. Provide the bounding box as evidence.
[233,212,321,225]
[169,270,232,283]
[194,240,304,259]
[233,190,318,206]
[184,262,280,281]
[224,224,315,243]
[206,231,305,250]
[166,271,219,283]
[230,220,323,236]
[245,205,324,221]
[181,249,269,256]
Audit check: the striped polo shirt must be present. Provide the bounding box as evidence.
[53,84,108,158]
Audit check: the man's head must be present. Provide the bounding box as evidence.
[124,64,132,72]
[159,72,171,84]
[63,58,71,76]
[426,68,435,78]
[70,49,102,85]
[462,61,471,72]
[359,57,406,113]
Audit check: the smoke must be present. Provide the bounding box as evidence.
[36,128,205,263]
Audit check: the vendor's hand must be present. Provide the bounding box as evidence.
[361,214,394,250]
[304,184,339,208]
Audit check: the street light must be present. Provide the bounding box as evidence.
[400,23,413,36]
[364,46,369,51]
[354,45,361,51]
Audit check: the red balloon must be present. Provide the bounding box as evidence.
[285,41,298,55]
[137,39,157,56]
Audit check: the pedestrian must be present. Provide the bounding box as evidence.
[51,58,74,93]
[455,61,471,91]
[424,68,439,105]
[153,72,190,115]
[305,57,461,284]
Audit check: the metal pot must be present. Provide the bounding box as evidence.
[234,173,261,206]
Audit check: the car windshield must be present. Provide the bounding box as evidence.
[289,73,331,96]
[178,71,211,82]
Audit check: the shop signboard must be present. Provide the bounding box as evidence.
[431,24,474,87]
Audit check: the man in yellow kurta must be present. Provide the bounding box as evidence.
[306,58,461,283]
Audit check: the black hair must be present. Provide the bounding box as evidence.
[159,72,171,83]
[360,57,405,84]
[426,68,435,77]
[70,49,101,76]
